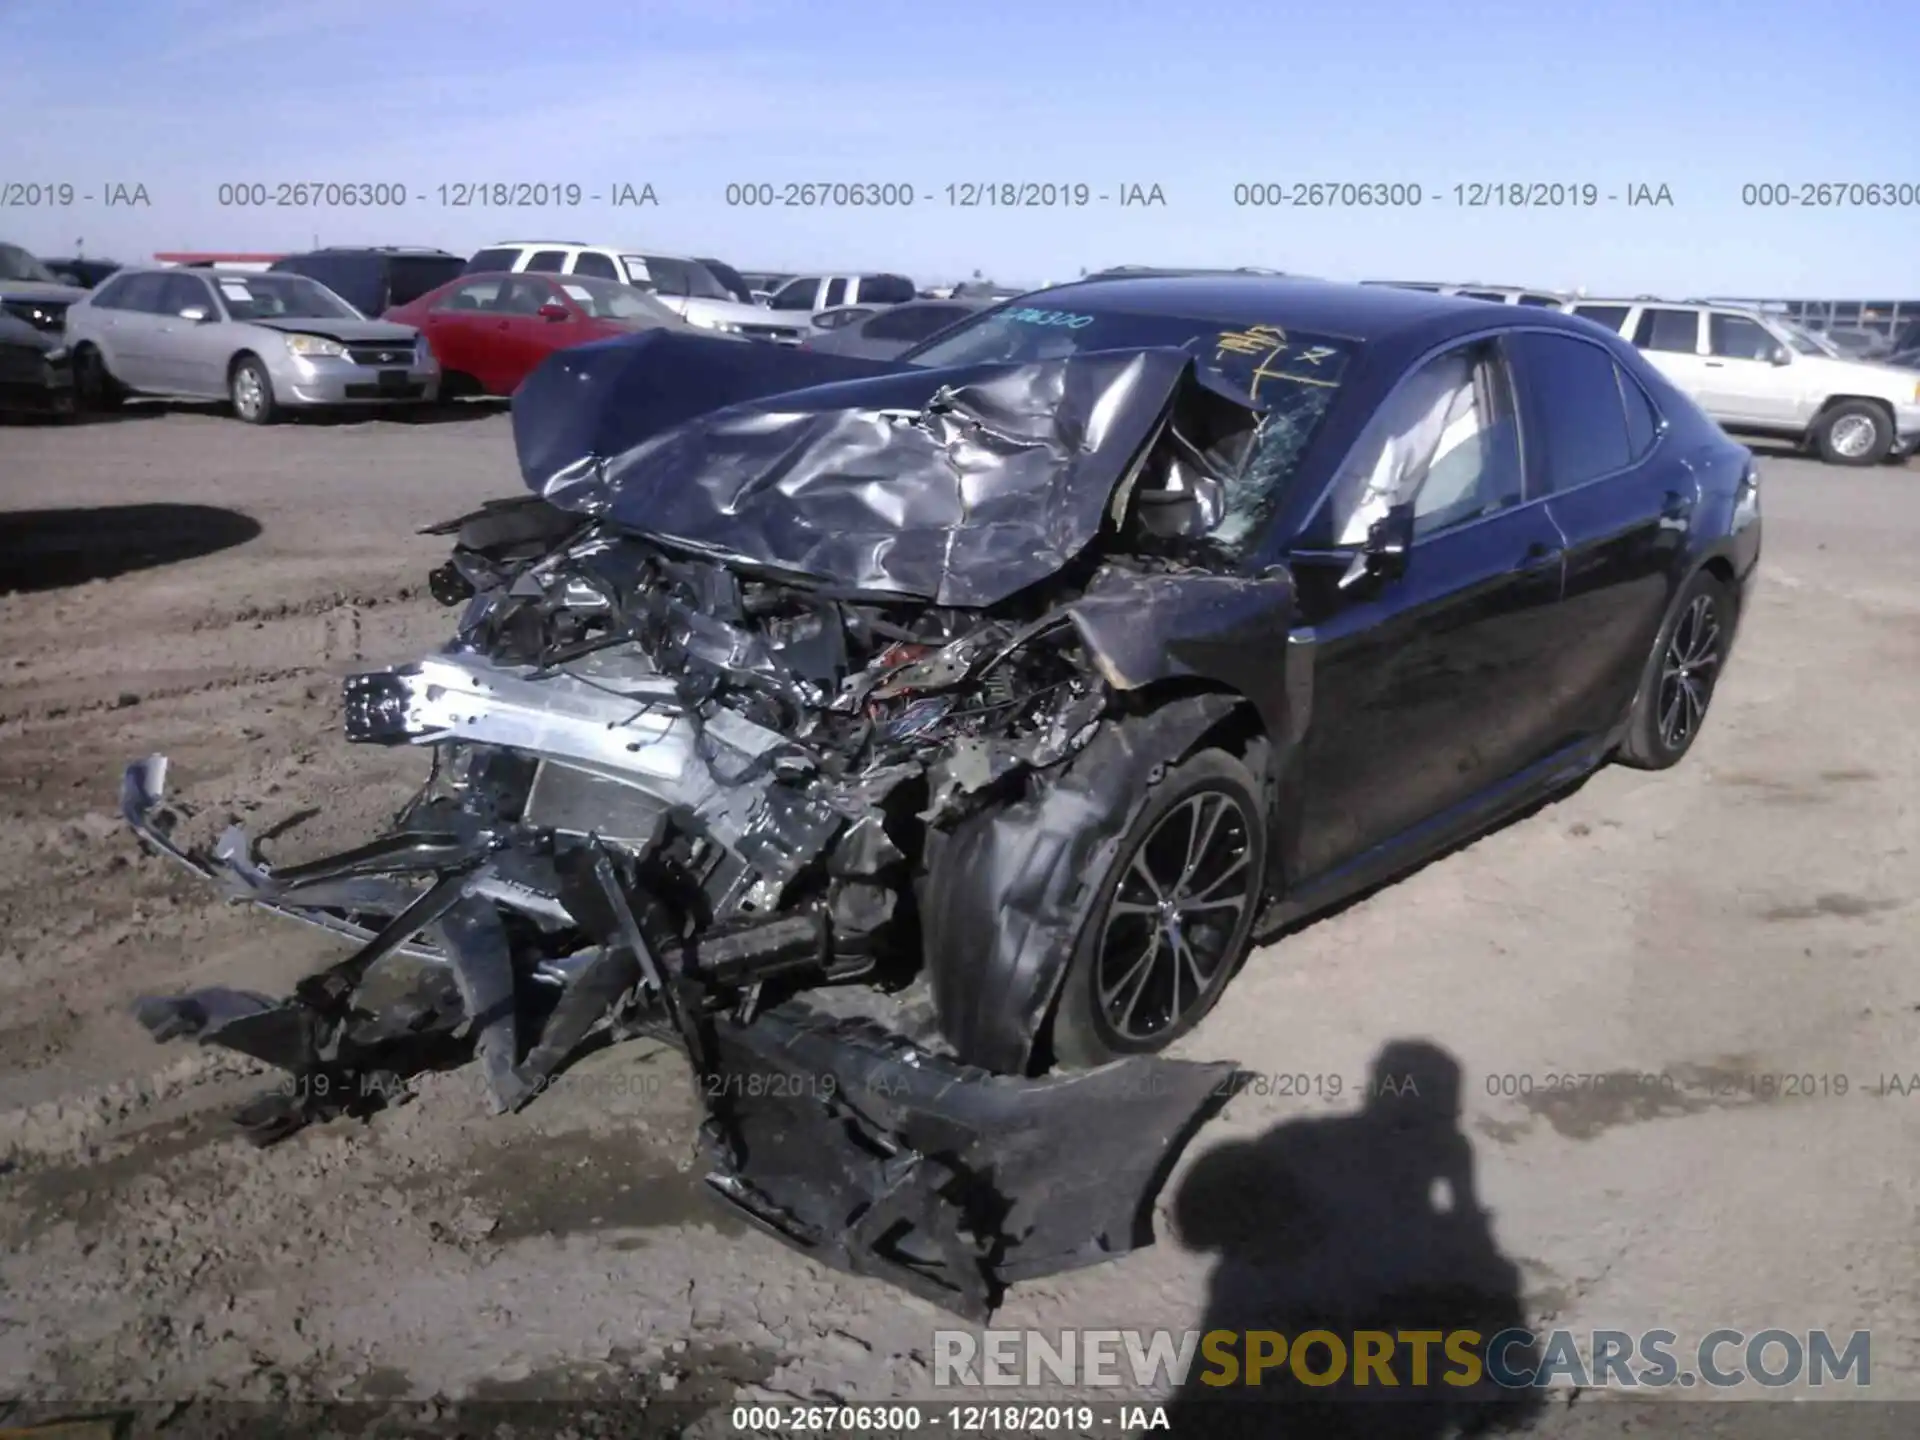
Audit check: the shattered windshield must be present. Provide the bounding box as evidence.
[905,307,1359,557]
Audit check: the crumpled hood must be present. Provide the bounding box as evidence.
[510,329,1203,608]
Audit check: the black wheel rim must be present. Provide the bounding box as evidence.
[1658,593,1720,750]
[1094,788,1254,1042]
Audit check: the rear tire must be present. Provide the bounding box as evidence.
[1050,746,1268,1069]
[1811,400,1893,466]
[1617,570,1732,770]
[73,344,123,411]
[229,355,278,425]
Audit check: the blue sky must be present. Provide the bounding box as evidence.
[1,0,1914,295]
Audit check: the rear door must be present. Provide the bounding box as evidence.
[1628,306,1714,409]
[1511,329,1693,750]
[422,276,512,392]
[101,272,173,389]
[1289,333,1570,882]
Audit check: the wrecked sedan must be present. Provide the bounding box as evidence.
[124,277,1761,1314]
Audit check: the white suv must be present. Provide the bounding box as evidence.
[1362,281,1571,307]
[461,242,806,343]
[764,273,918,317]
[1565,298,1920,466]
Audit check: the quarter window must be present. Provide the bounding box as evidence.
[1618,366,1661,457]
[1632,308,1701,354]
[89,274,135,310]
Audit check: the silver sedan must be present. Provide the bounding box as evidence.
[64,267,439,423]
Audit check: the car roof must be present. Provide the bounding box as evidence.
[1018,274,1588,344]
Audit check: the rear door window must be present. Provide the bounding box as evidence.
[571,252,620,280]
[1508,331,1635,491]
[433,277,510,312]
[524,250,569,274]
[1632,308,1703,354]
[824,278,849,308]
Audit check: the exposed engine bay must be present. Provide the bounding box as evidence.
[122,332,1323,1315]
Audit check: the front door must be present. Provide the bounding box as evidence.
[1289,334,1570,882]
[1697,311,1806,427]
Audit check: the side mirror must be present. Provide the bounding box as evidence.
[1340,504,1414,590]
[1770,347,1791,366]
[179,306,210,323]
[537,302,571,322]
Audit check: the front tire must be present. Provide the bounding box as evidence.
[1811,400,1893,466]
[73,344,124,411]
[1617,570,1732,770]
[1050,747,1268,1068]
[229,355,278,425]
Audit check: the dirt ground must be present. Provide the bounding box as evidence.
[2,402,1916,1436]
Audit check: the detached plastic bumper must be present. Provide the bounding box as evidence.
[121,754,1238,1317]
[700,1005,1235,1319]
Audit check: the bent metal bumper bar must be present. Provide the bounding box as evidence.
[119,754,1239,1317]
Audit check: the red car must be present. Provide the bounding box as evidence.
[385,271,688,397]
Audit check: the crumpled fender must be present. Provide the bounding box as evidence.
[919,692,1245,1074]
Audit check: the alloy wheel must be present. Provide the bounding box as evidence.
[1094,788,1255,1042]
[1657,593,1721,751]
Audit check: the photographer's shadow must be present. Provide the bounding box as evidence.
[1168,1040,1545,1438]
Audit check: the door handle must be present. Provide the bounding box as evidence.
[1703,360,1725,367]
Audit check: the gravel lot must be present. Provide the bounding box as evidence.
[2,403,1916,1436]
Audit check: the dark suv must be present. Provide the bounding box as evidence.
[268,247,467,318]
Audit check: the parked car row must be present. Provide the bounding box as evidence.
[5,234,1918,464]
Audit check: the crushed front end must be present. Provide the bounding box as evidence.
[122,338,1277,1314]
